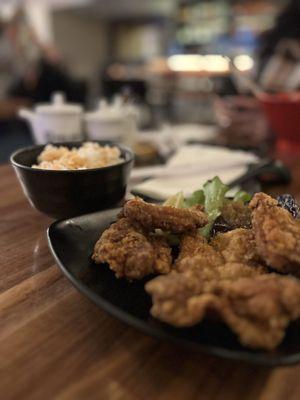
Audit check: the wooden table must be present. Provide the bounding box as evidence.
[2,156,300,400]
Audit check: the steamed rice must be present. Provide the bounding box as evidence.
[32,142,123,170]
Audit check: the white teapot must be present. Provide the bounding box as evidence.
[19,92,83,144]
[85,96,138,148]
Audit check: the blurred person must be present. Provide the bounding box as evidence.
[215,0,300,149]
[0,13,36,162]
[6,9,86,104]
[0,8,86,162]
[0,8,61,115]
[0,17,32,119]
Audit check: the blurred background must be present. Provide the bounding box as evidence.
[1,0,299,162]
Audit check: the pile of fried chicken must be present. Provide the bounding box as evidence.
[92,193,300,350]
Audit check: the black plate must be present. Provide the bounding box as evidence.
[48,208,300,367]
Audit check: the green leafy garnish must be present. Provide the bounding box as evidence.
[233,190,252,203]
[162,176,252,240]
[160,191,186,244]
[185,189,205,207]
[200,177,229,238]
[163,191,186,208]
[203,177,229,215]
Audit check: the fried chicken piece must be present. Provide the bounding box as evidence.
[214,274,300,349]
[146,270,300,350]
[146,269,209,327]
[92,218,172,279]
[176,229,264,274]
[178,231,207,258]
[146,262,265,327]
[211,228,261,265]
[149,235,173,274]
[147,252,266,327]
[176,237,223,273]
[92,218,153,279]
[221,201,252,229]
[217,262,267,279]
[178,254,266,277]
[250,192,300,274]
[175,231,212,266]
[123,197,208,234]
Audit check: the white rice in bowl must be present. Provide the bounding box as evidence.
[32,142,124,170]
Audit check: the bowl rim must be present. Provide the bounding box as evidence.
[10,140,134,174]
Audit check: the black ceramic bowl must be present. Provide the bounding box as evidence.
[10,141,134,219]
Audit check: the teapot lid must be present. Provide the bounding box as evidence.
[85,95,137,121]
[35,92,83,114]
[85,99,125,121]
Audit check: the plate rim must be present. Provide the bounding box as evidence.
[47,210,300,367]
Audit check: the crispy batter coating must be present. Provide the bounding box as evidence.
[123,197,208,234]
[221,201,252,229]
[146,263,266,325]
[214,275,300,349]
[176,229,264,273]
[177,253,266,276]
[92,218,172,279]
[250,193,300,274]
[146,269,300,350]
[149,235,173,274]
[146,269,209,327]
[211,228,261,265]
[178,231,207,257]
[176,236,223,273]
[145,263,260,326]
[175,231,211,266]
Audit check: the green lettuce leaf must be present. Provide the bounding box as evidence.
[233,190,252,203]
[200,176,229,238]
[185,189,205,207]
[163,191,186,208]
[162,176,251,240]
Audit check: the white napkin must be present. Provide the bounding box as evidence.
[167,145,258,167]
[170,124,219,143]
[136,124,219,158]
[132,145,258,201]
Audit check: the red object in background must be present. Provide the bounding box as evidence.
[259,92,300,152]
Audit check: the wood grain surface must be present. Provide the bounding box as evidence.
[2,156,300,400]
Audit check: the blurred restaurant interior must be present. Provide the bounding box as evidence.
[4,2,300,394]
[0,0,299,162]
